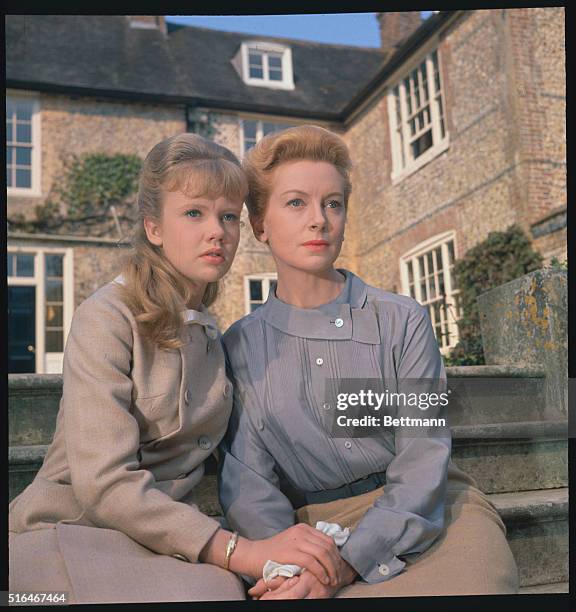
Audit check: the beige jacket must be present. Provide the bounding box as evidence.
[9,279,233,564]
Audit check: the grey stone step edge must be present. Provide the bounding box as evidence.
[519,582,569,594]
[451,420,568,442]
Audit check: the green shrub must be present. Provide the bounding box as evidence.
[445,224,543,366]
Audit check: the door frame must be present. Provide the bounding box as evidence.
[7,246,74,373]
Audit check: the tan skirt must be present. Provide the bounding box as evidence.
[9,524,246,604]
[296,463,519,597]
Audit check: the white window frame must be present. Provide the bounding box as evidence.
[399,232,460,354]
[6,91,42,197]
[7,246,74,373]
[387,48,449,184]
[239,117,296,157]
[240,41,295,90]
[244,273,277,315]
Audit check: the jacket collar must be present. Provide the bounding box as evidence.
[113,275,219,338]
[259,269,379,344]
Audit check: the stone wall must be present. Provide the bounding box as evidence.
[7,92,186,220]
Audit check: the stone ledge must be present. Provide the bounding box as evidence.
[489,488,568,523]
[452,420,568,440]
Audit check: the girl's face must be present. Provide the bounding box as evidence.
[144,189,243,288]
[255,160,346,275]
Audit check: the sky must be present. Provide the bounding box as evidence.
[166,12,434,48]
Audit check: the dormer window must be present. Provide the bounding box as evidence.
[238,42,294,90]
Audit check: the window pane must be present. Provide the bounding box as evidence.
[411,130,433,159]
[7,169,12,187]
[269,68,283,81]
[268,54,282,68]
[407,261,413,284]
[15,147,31,166]
[418,257,425,278]
[248,52,263,67]
[45,330,64,352]
[7,253,15,276]
[420,280,427,301]
[427,252,434,274]
[16,122,32,143]
[243,121,257,140]
[46,304,63,327]
[6,99,15,117]
[6,120,13,142]
[46,279,63,301]
[15,168,31,188]
[409,119,416,136]
[16,102,33,121]
[249,279,263,301]
[45,254,64,278]
[7,146,13,163]
[438,271,445,296]
[249,66,264,79]
[16,254,34,277]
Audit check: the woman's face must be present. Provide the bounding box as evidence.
[256,160,346,275]
[144,189,243,287]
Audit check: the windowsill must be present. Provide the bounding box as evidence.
[391,136,450,186]
[242,78,295,91]
[7,187,42,198]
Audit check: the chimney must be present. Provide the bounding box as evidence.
[377,12,422,52]
[127,16,167,35]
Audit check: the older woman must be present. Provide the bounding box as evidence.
[8,133,342,604]
[218,125,519,599]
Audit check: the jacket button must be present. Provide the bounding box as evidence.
[173,553,189,562]
[198,435,212,450]
[344,441,352,449]
[334,318,344,328]
[378,563,390,576]
[316,358,324,366]
[184,388,190,404]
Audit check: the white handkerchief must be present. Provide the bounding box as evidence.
[262,521,351,583]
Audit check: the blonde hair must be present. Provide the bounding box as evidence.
[118,132,248,350]
[242,125,352,225]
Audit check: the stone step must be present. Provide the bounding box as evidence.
[489,488,569,588]
[519,582,569,594]
[451,420,568,493]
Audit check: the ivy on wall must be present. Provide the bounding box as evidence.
[445,224,543,366]
[8,152,142,238]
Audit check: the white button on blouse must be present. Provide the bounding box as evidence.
[378,563,390,576]
[316,358,324,366]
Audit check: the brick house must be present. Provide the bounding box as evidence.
[6,10,566,373]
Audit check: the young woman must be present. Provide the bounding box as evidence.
[8,133,342,604]
[218,125,519,599]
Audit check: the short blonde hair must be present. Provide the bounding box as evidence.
[119,132,248,349]
[242,125,352,224]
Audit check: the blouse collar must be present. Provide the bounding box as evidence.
[259,269,380,344]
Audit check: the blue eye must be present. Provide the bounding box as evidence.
[185,209,202,218]
[288,199,305,207]
[325,200,342,209]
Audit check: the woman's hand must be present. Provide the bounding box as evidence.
[248,555,358,599]
[257,571,338,600]
[248,523,343,586]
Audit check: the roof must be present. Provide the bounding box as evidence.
[6,15,390,120]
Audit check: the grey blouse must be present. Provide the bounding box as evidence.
[218,270,451,583]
